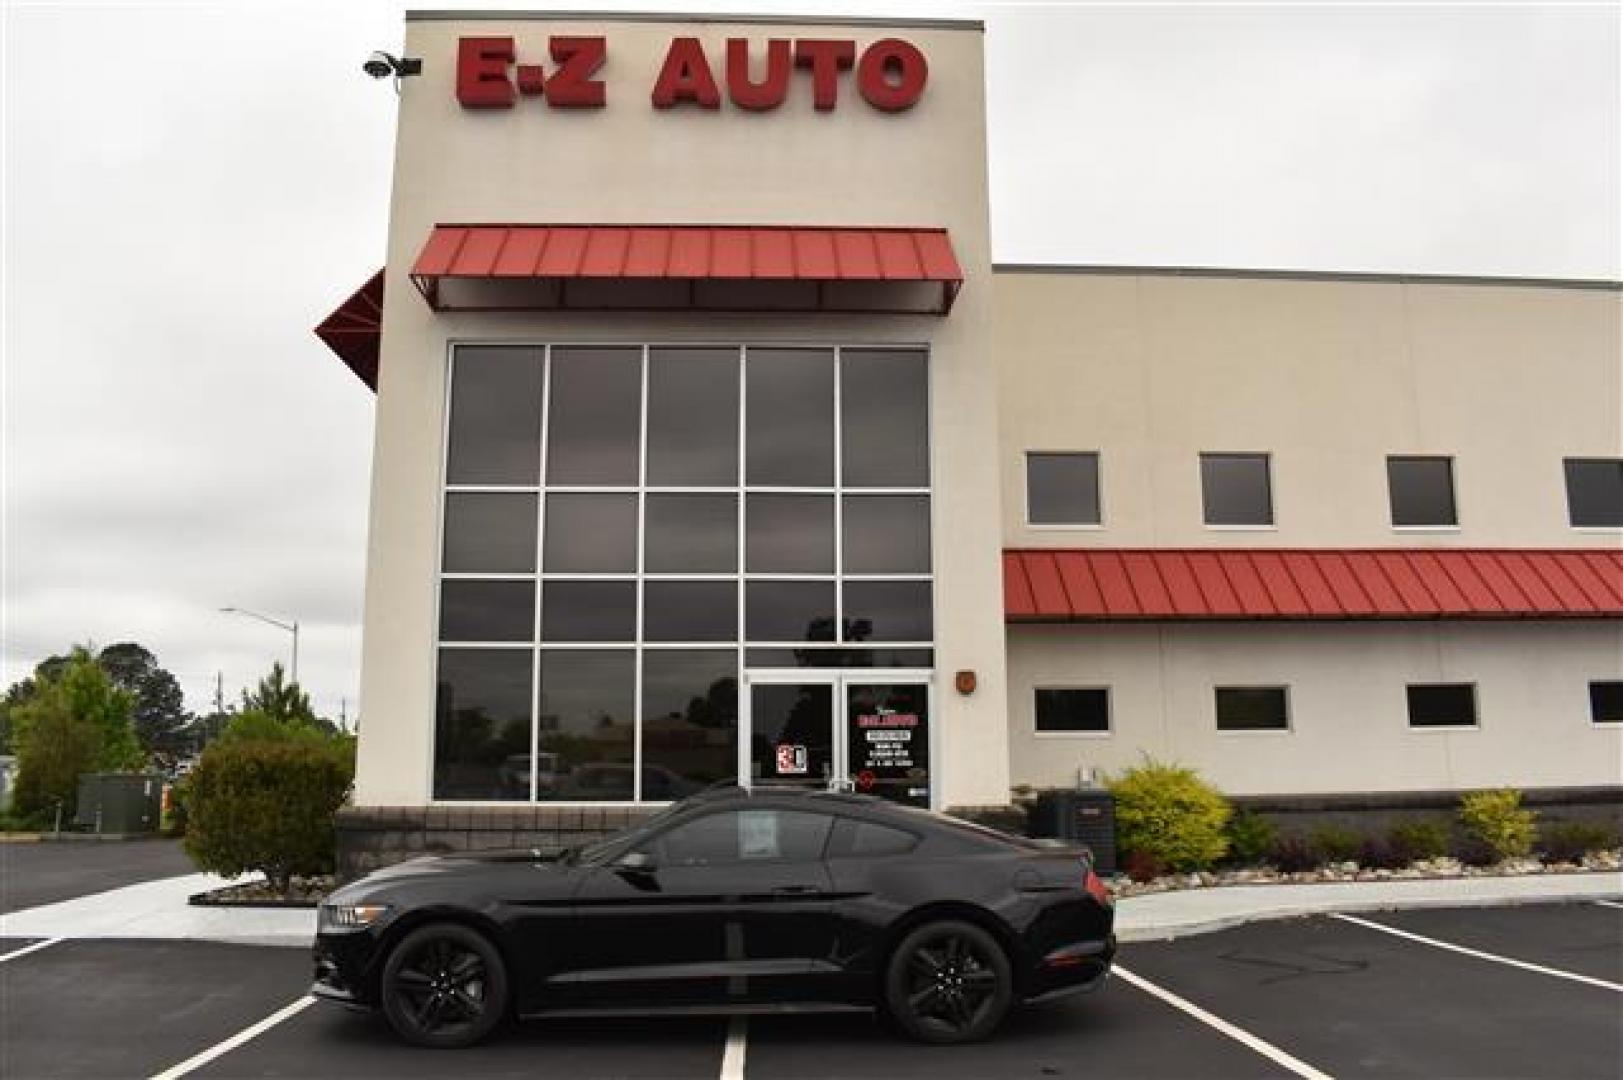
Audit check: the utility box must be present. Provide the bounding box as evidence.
[1031,789,1117,875]
[73,773,164,834]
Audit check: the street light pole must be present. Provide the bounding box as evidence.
[219,607,300,685]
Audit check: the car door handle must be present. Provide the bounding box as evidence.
[770,885,823,897]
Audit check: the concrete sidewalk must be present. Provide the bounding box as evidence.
[2,869,1617,949]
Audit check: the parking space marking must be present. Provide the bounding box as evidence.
[0,937,62,963]
[720,1016,747,1080]
[147,995,315,1079]
[1114,964,1335,1080]
[1594,900,1623,910]
[1330,913,1623,993]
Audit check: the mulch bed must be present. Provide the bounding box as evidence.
[187,876,335,908]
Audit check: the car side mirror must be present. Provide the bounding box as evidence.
[617,850,657,874]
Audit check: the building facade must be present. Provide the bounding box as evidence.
[317,12,1622,872]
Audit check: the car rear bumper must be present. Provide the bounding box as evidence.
[1024,932,1116,1003]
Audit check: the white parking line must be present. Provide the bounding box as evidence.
[0,938,62,963]
[1594,900,1623,910]
[720,1016,748,1080]
[147,995,315,1080]
[1330,913,1623,993]
[1114,964,1335,1080]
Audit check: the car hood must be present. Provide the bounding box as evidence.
[327,849,580,908]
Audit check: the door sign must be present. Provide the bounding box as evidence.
[775,743,809,775]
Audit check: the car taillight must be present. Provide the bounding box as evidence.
[1083,863,1113,906]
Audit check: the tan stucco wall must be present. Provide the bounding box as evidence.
[995,272,1623,548]
[354,16,1009,806]
[1007,622,1623,796]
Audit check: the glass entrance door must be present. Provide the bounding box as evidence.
[745,673,932,807]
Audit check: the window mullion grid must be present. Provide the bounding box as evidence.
[633,344,649,803]
[736,346,749,790]
[529,345,552,803]
[833,346,845,644]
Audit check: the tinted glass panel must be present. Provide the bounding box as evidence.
[1565,459,1623,527]
[747,495,835,573]
[652,809,833,865]
[831,818,919,857]
[843,581,933,642]
[541,581,635,642]
[749,683,834,787]
[439,580,535,642]
[744,648,934,668]
[442,492,538,573]
[647,348,739,486]
[543,494,637,573]
[1215,687,1289,731]
[539,650,634,801]
[1027,453,1101,525]
[1388,457,1457,527]
[546,347,641,485]
[746,582,837,642]
[434,648,533,800]
[843,495,930,573]
[1407,684,1477,728]
[746,349,834,486]
[642,651,738,795]
[447,347,544,485]
[847,683,930,807]
[1036,688,1110,733]
[841,349,928,487]
[644,494,737,573]
[1201,454,1273,526]
[1590,681,1623,724]
[643,581,738,642]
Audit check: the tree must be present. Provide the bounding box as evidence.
[97,643,190,757]
[241,662,330,730]
[11,649,143,819]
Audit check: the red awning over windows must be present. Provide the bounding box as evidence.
[314,270,384,390]
[408,224,964,314]
[1003,549,1623,622]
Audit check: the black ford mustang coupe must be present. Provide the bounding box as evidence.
[313,788,1114,1048]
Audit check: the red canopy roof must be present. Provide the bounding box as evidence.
[1004,549,1623,622]
[313,270,383,390]
[408,224,963,314]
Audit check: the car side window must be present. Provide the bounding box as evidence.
[829,818,920,858]
[651,809,834,866]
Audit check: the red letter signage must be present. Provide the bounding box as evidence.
[857,38,927,112]
[651,37,721,109]
[457,37,516,108]
[793,39,856,111]
[726,38,791,111]
[546,36,607,107]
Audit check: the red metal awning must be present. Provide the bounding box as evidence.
[314,270,384,390]
[1003,549,1623,622]
[408,224,964,314]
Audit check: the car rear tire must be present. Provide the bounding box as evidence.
[379,922,509,1048]
[884,919,1013,1044]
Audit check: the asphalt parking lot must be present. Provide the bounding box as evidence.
[2,900,1619,1080]
[0,840,194,915]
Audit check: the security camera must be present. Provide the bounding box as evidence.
[363,51,423,80]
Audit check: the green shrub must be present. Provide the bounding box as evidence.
[1109,760,1231,872]
[1357,835,1404,871]
[1224,810,1278,866]
[1458,789,1537,862]
[10,650,143,819]
[1538,820,1618,864]
[1309,824,1363,864]
[183,737,353,895]
[1269,833,1320,873]
[1388,819,1451,865]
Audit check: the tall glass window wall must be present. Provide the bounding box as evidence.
[434,345,932,802]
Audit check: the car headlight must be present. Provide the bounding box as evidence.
[321,903,391,930]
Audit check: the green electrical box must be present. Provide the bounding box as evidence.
[73,773,164,834]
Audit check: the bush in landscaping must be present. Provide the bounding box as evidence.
[1269,833,1320,873]
[1108,760,1231,872]
[183,736,353,896]
[1122,849,1166,883]
[1458,789,1537,862]
[1538,820,1618,864]
[1357,835,1405,871]
[1223,810,1279,867]
[1388,819,1451,866]
[10,649,144,820]
[1309,824,1363,865]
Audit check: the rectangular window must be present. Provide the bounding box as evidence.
[442,492,537,574]
[1590,681,1623,725]
[446,347,544,486]
[646,347,739,486]
[545,347,642,486]
[1407,683,1478,728]
[1564,458,1623,528]
[746,348,834,487]
[1201,453,1273,526]
[1035,688,1110,733]
[1388,456,1458,528]
[538,650,635,801]
[841,349,929,487]
[433,648,533,801]
[1215,687,1290,731]
[1026,452,1101,526]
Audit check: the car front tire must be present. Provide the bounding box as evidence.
[379,922,509,1049]
[884,919,1013,1045]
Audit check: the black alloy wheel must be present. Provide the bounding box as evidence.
[885,919,1013,1044]
[380,923,509,1048]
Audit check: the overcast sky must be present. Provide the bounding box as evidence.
[3,0,1618,722]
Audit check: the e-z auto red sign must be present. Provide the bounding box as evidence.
[456,36,928,112]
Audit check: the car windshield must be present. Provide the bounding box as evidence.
[562,801,693,866]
